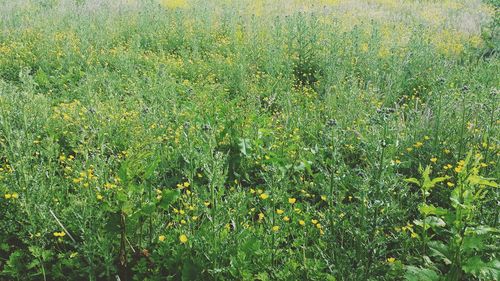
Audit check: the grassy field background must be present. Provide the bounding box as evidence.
[0,0,499,280]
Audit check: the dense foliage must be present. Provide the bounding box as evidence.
[0,0,498,280]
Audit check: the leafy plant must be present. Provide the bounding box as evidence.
[405,152,499,280]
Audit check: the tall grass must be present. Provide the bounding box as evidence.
[0,0,498,280]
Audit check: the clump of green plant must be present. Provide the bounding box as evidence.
[405,151,499,280]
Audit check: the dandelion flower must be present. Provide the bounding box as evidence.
[158,235,166,242]
[299,220,305,226]
[272,226,279,232]
[288,198,296,204]
[259,193,269,200]
[179,234,188,244]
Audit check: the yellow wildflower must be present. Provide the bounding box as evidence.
[179,234,188,244]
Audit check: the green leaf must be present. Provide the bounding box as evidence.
[143,156,160,180]
[468,175,498,187]
[0,242,9,251]
[158,189,180,210]
[425,216,446,228]
[116,189,128,203]
[428,241,452,265]
[429,176,449,187]
[418,203,448,216]
[467,225,499,235]
[462,235,485,252]
[238,138,251,156]
[462,257,500,280]
[414,216,446,230]
[140,202,157,216]
[405,178,420,186]
[405,266,440,281]
[118,161,130,185]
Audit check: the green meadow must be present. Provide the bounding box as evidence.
[0,0,498,280]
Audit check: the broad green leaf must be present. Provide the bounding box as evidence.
[426,216,446,228]
[418,203,448,216]
[428,241,452,265]
[467,225,499,235]
[414,216,446,229]
[462,257,500,280]
[405,266,440,281]
[158,189,180,210]
[468,175,498,187]
[140,202,157,216]
[462,235,485,252]
[238,138,251,156]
